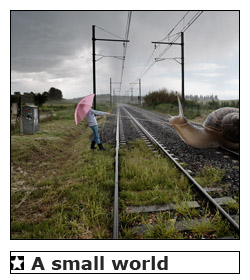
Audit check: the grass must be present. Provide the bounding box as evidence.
[143,213,184,239]
[195,165,239,213]
[11,103,238,239]
[184,210,234,239]
[119,140,194,207]
[175,201,200,218]
[11,104,114,239]
[118,140,238,239]
[195,165,226,188]
[143,102,206,121]
[119,140,198,239]
[143,93,238,121]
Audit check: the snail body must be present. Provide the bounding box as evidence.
[169,96,239,150]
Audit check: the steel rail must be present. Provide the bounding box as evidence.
[113,106,120,239]
[122,105,239,232]
[125,106,240,159]
[219,147,240,158]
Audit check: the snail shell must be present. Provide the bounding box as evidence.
[169,95,239,150]
[203,107,239,143]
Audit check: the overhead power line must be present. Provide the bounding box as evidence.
[182,11,203,32]
[157,11,203,59]
[92,22,130,109]
[118,11,132,94]
[95,25,124,40]
[129,11,203,91]
[159,11,190,42]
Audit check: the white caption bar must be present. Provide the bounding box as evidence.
[10,251,239,274]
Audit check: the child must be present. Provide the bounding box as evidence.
[85,108,110,150]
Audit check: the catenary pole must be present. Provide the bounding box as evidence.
[110,78,112,108]
[92,25,96,109]
[92,24,129,110]
[181,32,184,108]
[152,31,185,108]
[139,79,142,107]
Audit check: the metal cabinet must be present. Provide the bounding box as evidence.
[22,105,40,134]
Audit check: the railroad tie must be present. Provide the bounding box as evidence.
[203,187,223,192]
[134,217,212,236]
[213,197,236,205]
[126,201,200,214]
[134,214,239,237]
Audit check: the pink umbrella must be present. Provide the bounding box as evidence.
[74,94,95,125]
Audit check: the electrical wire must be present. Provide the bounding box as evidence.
[94,12,132,97]
[118,11,132,94]
[159,11,190,42]
[129,11,190,90]
[157,11,203,59]
[182,11,203,33]
[129,11,203,90]
[95,25,124,40]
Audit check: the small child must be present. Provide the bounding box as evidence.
[85,108,110,150]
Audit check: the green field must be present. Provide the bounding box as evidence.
[11,104,115,239]
[11,103,237,239]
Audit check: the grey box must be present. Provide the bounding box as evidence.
[22,105,40,134]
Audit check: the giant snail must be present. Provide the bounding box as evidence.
[169,95,239,150]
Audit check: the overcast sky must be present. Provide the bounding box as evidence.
[11,10,239,100]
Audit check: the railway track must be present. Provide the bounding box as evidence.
[126,105,239,157]
[112,104,239,239]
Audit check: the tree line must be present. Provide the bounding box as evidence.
[143,89,178,106]
[185,94,219,102]
[11,87,63,107]
[143,88,239,109]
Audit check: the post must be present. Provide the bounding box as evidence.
[92,25,96,109]
[19,95,23,134]
[110,78,112,108]
[152,33,185,109]
[92,25,129,109]
[139,79,142,107]
[131,88,133,103]
[181,32,184,108]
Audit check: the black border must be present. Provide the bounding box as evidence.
[10,10,240,241]
[10,250,240,274]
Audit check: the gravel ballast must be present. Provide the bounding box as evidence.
[101,105,239,199]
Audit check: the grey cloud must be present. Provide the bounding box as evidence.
[11,11,239,99]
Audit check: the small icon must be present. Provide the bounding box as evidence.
[11,256,24,270]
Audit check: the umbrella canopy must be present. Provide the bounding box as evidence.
[74,94,95,125]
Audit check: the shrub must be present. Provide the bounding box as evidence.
[143,89,177,106]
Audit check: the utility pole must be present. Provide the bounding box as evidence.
[139,79,142,107]
[152,31,185,108]
[125,91,130,103]
[113,89,116,104]
[19,95,23,134]
[92,25,129,109]
[111,81,121,105]
[110,78,112,108]
[92,25,96,109]
[181,32,184,107]
[130,79,142,107]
